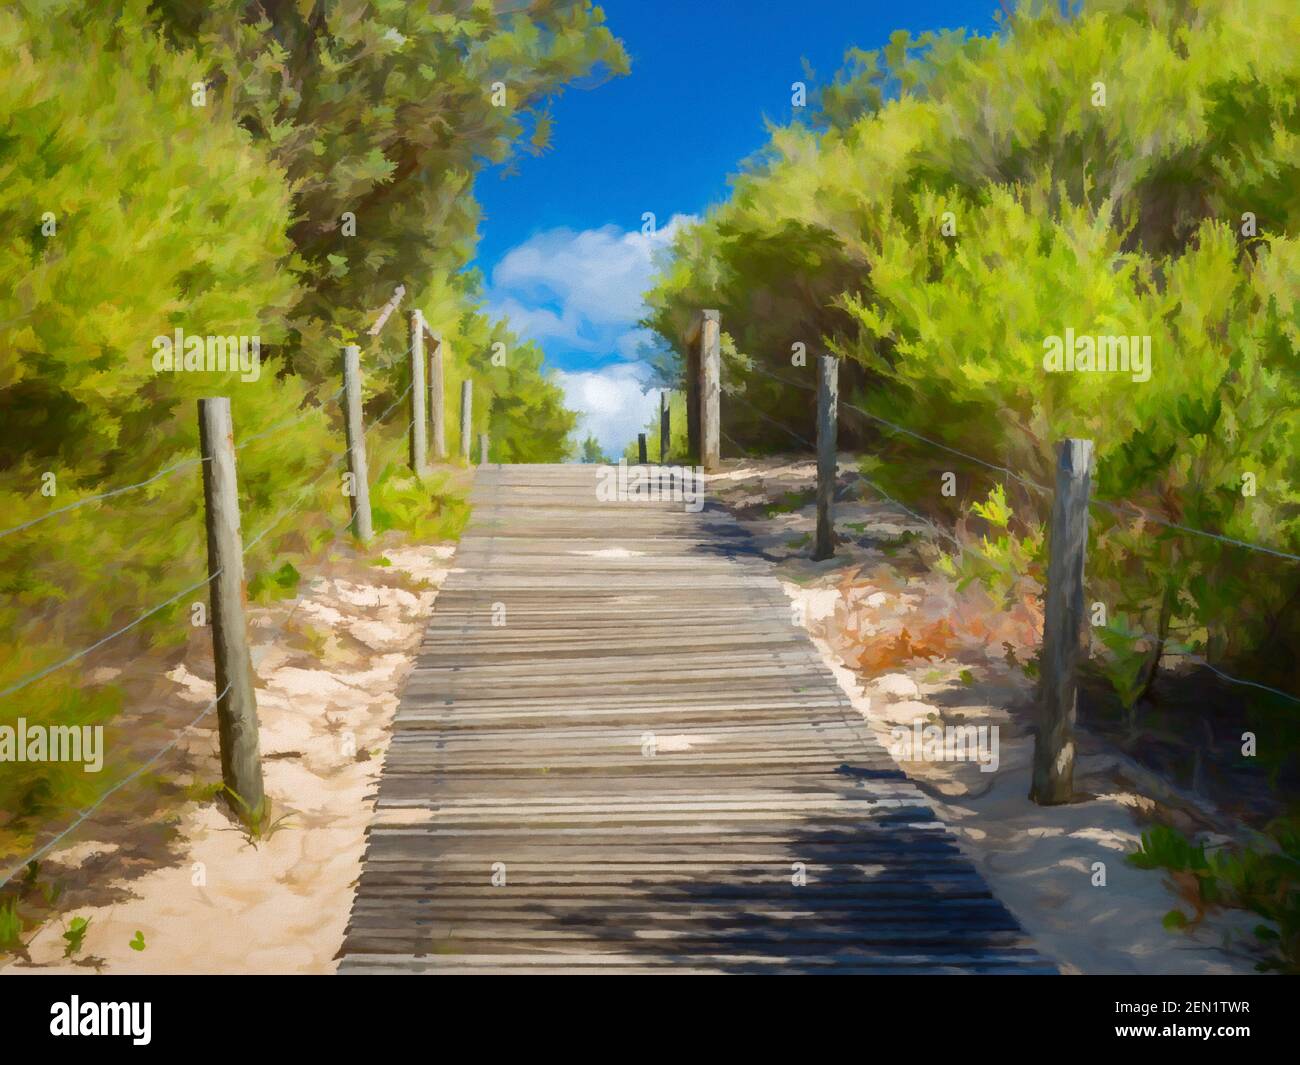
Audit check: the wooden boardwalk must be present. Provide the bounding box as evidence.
[338,464,1054,974]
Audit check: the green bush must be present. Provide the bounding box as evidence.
[1130,820,1300,973]
[0,0,621,878]
[643,0,1300,761]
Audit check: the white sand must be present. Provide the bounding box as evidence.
[3,544,452,974]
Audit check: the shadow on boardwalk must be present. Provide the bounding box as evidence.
[337,464,1055,974]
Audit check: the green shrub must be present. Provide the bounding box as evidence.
[1130,820,1300,972]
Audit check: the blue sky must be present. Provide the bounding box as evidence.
[475,0,1003,454]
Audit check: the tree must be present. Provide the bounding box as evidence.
[153,0,630,377]
[643,0,1300,716]
[577,435,607,464]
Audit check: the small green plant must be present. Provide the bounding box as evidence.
[182,780,226,804]
[766,491,810,516]
[1129,820,1300,973]
[0,897,23,953]
[249,561,301,603]
[938,485,1044,606]
[1093,615,1186,734]
[62,915,91,958]
[371,464,469,540]
[224,785,294,844]
[128,930,146,952]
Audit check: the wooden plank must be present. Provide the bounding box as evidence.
[337,464,1052,974]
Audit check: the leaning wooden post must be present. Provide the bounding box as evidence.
[479,432,489,467]
[813,355,839,561]
[428,329,447,460]
[409,310,428,476]
[660,391,670,462]
[342,344,373,542]
[699,310,721,470]
[368,284,405,338]
[198,398,265,818]
[1030,438,1094,805]
[460,380,473,462]
[638,433,648,465]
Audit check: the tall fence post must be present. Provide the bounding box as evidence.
[638,433,648,465]
[428,329,447,461]
[660,391,670,463]
[198,397,265,818]
[342,344,373,542]
[699,310,721,471]
[813,355,839,561]
[479,432,489,467]
[1031,438,1094,805]
[409,310,428,476]
[460,379,473,462]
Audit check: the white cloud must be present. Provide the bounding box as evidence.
[487,296,585,346]
[555,362,660,458]
[493,215,694,327]
[487,214,696,364]
[486,215,696,457]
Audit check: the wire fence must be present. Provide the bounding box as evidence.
[722,359,1300,707]
[739,360,1300,564]
[0,311,458,890]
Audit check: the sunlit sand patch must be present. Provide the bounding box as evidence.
[871,673,920,699]
[1,543,453,975]
[1095,790,1157,813]
[164,664,219,701]
[1070,826,1141,851]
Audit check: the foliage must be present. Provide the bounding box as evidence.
[61,915,90,959]
[937,484,1045,607]
[0,897,22,953]
[0,0,620,872]
[151,0,628,370]
[621,390,688,463]
[1130,820,1300,972]
[642,0,1300,754]
[576,435,607,464]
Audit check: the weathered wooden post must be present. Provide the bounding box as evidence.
[683,310,719,466]
[368,284,405,337]
[409,310,428,476]
[198,398,265,817]
[660,391,670,462]
[428,329,447,461]
[479,432,490,467]
[1030,438,1094,805]
[699,310,721,470]
[342,344,373,542]
[813,355,839,561]
[460,380,473,462]
[638,433,648,465]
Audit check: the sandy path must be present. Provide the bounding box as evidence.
[3,544,453,974]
